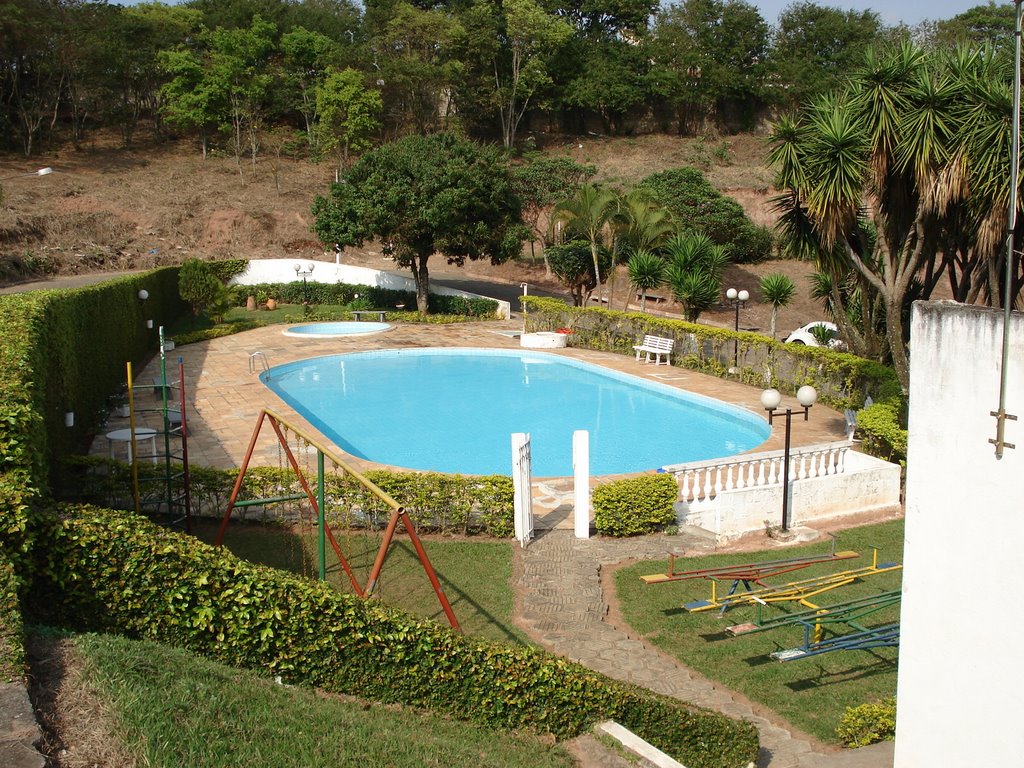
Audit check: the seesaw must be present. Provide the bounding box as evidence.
[640,542,859,590]
[726,589,902,639]
[771,622,901,662]
[683,548,901,615]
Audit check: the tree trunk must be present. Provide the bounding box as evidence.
[412,255,431,314]
[884,296,910,392]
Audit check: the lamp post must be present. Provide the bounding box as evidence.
[761,385,817,532]
[725,287,749,370]
[294,262,315,304]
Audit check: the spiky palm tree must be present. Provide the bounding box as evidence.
[664,232,728,321]
[628,249,667,312]
[758,273,795,340]
[550,184,619,303]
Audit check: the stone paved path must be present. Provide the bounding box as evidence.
[516,529,894,768]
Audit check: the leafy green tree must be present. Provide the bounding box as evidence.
[510,156,597,270]
[550,184,619,302]
[758,272,795,340]
[664,232,727,321]
[159,44,225,159]
[651,0,770,131]
[315,67,383,171]
[280,26,341,151]
[560,37,650,134]
[931,2,1016,51]
[373,3,464,134]
[768,2,883,109]
[547,239,610,305]
[628,249,667,312]
[312,133,526,313]
[636,167,772,262]
[491,0,572,148]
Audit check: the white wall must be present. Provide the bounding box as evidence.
[675,449,902,540]
[895,302,1024,767]
[231,257,512,318]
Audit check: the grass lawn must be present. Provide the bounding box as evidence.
[613,519,904,744]
[192,519,530,647]
[52,631,572,768]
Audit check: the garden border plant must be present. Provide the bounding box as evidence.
[30,505,759,768]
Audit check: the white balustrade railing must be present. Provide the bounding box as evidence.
[661,441,851,504]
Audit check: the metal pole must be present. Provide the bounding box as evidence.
[733,300,740,368]
[992,1,1023,458]
[781,409,793,531]
[317,450,326,581]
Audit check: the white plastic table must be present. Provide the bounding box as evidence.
[105,427,158,464]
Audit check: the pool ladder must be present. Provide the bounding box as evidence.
[249,351,270,378]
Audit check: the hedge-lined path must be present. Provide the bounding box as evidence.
[515,529,895,768]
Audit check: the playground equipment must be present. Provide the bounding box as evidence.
[213,408,461,632]
[726,589,901,639]
[683,548,901,615]
[122,327,192,532]
[771,622,900,662]
[640,541,858,590]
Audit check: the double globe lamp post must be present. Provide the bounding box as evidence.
[725,287,749,371]
[294,262,315,304]
[760,384,818,532]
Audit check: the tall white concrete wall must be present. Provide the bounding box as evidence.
[895,302,1024,767]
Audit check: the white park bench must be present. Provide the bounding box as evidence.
[633,334,674,366]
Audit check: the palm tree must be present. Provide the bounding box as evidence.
[550,184,619,304]
[664,232,728,321]
[613,191,675,309]
[628,249,667,312]
[758,273,795,340]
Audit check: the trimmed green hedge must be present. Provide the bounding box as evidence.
[237,282,500,318]
[0,552,23,682]
[63,457,515,538]
[0,267,189,493]
[30,505,759,768]
[594,475,678,536]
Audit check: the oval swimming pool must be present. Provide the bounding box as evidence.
[283,321,391,337]
[261,348,770,477]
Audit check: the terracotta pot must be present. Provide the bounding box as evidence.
[246,295,256,311]
[266,298,277,310]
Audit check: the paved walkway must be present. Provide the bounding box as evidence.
[516,528,894,768]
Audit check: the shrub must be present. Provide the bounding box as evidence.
[636,168,773,263]
[0,552,24,682]
[178,259,222,315]
[593,475,678,536]
[232,282,499,318]
[857,403,907,466]
[30,505,759,768]
[836,697,896,747]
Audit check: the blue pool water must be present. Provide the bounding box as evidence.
[261,348,770,477]
[284,322,391,337]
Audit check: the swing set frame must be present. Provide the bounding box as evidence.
[214,408,461,632]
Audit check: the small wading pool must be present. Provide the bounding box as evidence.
[261,348,770,477]
[283,321,392,338]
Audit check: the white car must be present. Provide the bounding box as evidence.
[784,321,846,350]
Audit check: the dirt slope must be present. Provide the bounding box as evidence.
[0,131,824,338]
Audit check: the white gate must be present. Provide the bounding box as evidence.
[511,432,534,547]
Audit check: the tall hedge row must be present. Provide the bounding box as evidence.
[30,505,759,768]
[0,268,187,493]
[65,458,515,538]
[0,552,23,682]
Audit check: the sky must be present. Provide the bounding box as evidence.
[751,1,1005,26]
[106,0,1005,27]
